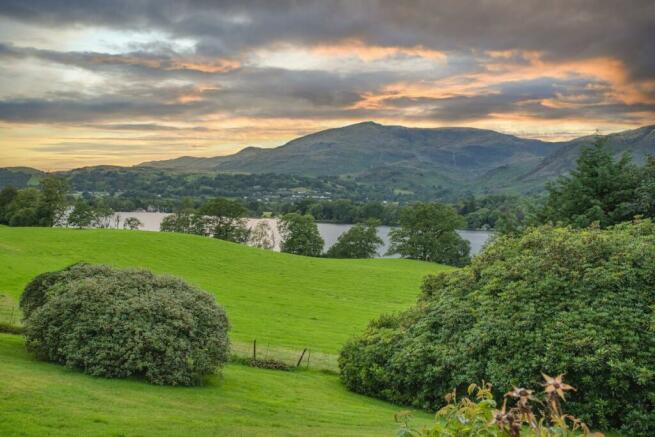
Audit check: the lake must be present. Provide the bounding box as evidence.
[113,212,493,257]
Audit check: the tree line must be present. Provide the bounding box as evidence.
[4,139,653,267]
[0,179,143,230]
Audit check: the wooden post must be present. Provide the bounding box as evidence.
[306,349,311,368]
[253,339,257,362]
[296,348,307,367]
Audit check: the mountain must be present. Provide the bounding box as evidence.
[4,123,654,199]
[140,122,558,194]
[521,124,655,183]
[141,121,554,175]
[140,122,655,196]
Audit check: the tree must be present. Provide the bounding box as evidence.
[326,220,383,258]
[248,220,276,249]
[200,198,250,243]
[540,139,639,228]
[279,213,324,257]
[0,186,18,224]
[5,188,40,227]
[387,203,469,266]
[91,200,114,228]
[123,217,143,230]
[160,212,206,235]
[67,199,96,228]
[636,155,655,218]
[36,176,69,227]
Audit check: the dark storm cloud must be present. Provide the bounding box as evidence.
[0,97,214,123]
[0,0,653,132]
[1,0,654,78]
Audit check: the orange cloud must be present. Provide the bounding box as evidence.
[89,54,241,74]
[310,39,446,62]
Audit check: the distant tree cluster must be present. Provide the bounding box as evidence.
[160,197,251,243]
[456,194,531,231]
[0,176,69,227]
[279,199,401,225]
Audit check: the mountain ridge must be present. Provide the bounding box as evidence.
[3,122,654,198]
[137,121,655,195]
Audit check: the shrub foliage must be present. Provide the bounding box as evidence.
[21,264,230,386]
[339,221,655,435]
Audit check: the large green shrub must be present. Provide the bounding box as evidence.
[19,263,115,319]
[22,264,230,386]
[340,221,655,435]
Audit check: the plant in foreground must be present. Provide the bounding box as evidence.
[396,374,604,436]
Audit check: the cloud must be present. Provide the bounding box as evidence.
[1,1,653,77]
[0,0,653,168]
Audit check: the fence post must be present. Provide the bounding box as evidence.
[296,348,307,368]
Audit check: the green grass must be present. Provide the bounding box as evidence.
[0,226,445,435]
[0,333,431,436]
[0,226,447,356]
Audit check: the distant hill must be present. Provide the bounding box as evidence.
[140,121,561,195]
[139,121,655,196]
[3,122,654,199]
[0,167,44,189]
[520,124,655,183]
[141,121,554,175]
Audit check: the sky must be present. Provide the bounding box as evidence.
[0,1,654,170]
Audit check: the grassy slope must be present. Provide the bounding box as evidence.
[0,226,442,435]
[0,333,431,436]
[0,226,447,354]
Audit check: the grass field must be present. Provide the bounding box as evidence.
[0,333,432,436]
[0,226,447,355]
[0,226,444,436]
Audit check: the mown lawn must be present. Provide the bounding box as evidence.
[0,333,432,436]
[0,226,448,355]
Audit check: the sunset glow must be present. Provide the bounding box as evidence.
[1,1,654,169]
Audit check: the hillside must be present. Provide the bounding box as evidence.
[0,333,433,436]
[0,167,43,188]
[0,227,446,354]
[140,122,655,196]
[140,122,556,192]
[0,226,444,435]
[521,124,655,182]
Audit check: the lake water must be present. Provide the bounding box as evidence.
[113,212,493,257]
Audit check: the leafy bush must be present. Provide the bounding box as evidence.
[397,376,602,436]
[340,221,655,435]
[22,264,230,386]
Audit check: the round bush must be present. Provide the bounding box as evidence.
[339,221,655,435]
[20,263,115,320]
[23,264,230,386]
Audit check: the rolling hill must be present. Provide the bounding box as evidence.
[0,227,446,355]
[0,226,445,435]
